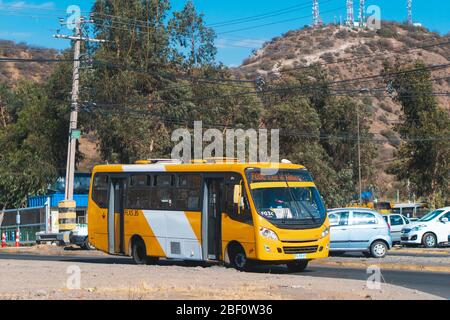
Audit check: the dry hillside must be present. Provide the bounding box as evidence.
[235,22,450,195]
[0,40,59,84]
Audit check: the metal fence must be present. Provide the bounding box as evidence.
[0,206,47,245]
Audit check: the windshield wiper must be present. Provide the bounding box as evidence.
[282,174,317,223]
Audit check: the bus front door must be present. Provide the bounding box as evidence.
[202,178,224,261]
[108,178,127,255]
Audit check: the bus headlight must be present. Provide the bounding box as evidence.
[260,227,279,241]
[321,227,330,238]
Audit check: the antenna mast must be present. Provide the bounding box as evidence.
[407,0,413,25]
[346,0,354,26]
[312,0,320,27]
[359,0,365,28]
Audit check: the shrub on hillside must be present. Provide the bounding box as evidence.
[379,103,394,113]
[381,129,401,148]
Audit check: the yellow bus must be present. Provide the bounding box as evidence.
[87,159,330,272]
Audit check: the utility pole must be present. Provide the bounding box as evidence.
[357,107,362,205]
[65,19,81,201]
[54,16,106,201]
[357,88,370,205]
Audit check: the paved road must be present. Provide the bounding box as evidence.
[0,253,449,299]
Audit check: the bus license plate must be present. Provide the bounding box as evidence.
[295,254,307,260]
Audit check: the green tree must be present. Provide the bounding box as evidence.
[0,81,67,209]
[169,0,217,69]
[384,60,450,207]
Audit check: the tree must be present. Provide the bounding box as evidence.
[0,81,67,209]
[169,0,217,69]
[384,60,450,207]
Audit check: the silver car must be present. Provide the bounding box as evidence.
[328,208,393,258]
[382,214,412,244]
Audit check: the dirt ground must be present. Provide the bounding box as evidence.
[0,246,444,300]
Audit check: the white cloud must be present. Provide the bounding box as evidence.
[0,1,55,10]
[0,31,32,37]
[216,37,267,49]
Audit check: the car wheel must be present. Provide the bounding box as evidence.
[286,260,309,273]
[370,241,388,258]
[132,239,148,265]
[229,246,248,272]
[422,233,437,248]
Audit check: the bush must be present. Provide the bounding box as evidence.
[379,103,394,113]
[380,129,401,148]
[378,114,389,125]
[320,52,334,63]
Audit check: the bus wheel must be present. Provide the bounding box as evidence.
[286,260,309,273]
[230,246,248,272]
[132,239,148,265]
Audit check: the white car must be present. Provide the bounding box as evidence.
[401,207,450,248]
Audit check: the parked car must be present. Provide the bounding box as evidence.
[401,207,450,248]
[382,214,412,244]
[328,208,392,258]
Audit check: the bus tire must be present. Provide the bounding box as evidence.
[286,260,309,273]
[229,245,248,272]
[132,238,148,265]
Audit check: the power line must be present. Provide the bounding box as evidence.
[217,6,346,35]
[0,57,76,63]
[88,104,450,143]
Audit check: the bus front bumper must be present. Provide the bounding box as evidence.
[255,236,330,263]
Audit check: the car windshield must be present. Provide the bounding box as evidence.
[251,187,326,222]
[419,210,444,222]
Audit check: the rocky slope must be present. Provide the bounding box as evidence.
[234,22,450,195]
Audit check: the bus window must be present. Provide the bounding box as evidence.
[152,175,175,209]
[128,175,152,209]
[92,174,109,208]
[177,175,201,211]
[224,176,251,223]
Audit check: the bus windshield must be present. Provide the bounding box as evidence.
[247,169,327,225]
[252,187,326,223]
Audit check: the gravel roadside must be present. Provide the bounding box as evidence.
[0,258,442,300]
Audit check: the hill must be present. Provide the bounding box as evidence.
[0,40,59,84]
[234,21,450,196]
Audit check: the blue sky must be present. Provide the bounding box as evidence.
[0,0,449,66]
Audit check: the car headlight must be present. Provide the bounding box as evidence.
[260,227,279,240]
[412,225,426,232]
[321,227,330,238]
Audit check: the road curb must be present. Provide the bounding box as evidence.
[391,249,449,256]
[314,260,450,273]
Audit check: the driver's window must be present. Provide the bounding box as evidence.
[442,212,450,222]
[224,175,251,223]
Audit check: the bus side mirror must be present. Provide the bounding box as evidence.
[233,185,242,205]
